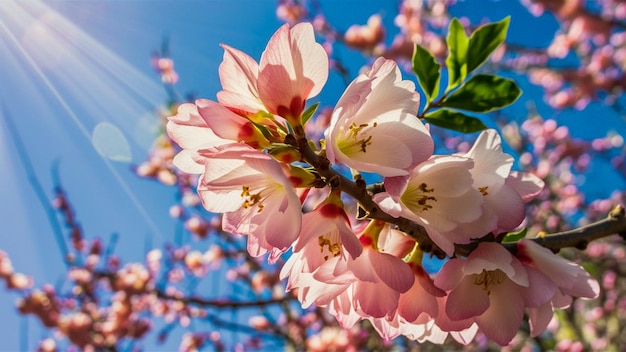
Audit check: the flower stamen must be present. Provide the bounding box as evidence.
[241,186,264,212]
[473,269,503,295]
[318,235,342,260]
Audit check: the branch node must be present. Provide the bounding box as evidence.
[574,240,588,250]
[609,204,625,219]
[284,134,297,147]
[419,242,432,253]
[328,175,341,189]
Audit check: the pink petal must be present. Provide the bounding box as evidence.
[433,258,466,291]
[521,266,556,308]
[217,44,264,114]
[377,226,415,258]
[258,23,328,118]
[506,171,544,202]
[368,250,415,293]
[288,22,329,98]
[450,324,479,345]
[167,103,225,149]
[369,317,402,341]
[301,281,349,308]
[425,227,456,257]
[527,300,554,337]
[463,129,513,188]
[172,149,206,174]
[258,192,302,250]
[195,99,255,141]
[474,279,524,346]
[353,281,400,318]
[564,272,600,299]
[445,276,490,320]
[489,185,526,232]
[464,242,512,273]
[434,296,475,332]
[416,156,475,198]
[398,269,440,322]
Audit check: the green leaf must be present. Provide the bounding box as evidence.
[467,17,510,74]
[502,228,528,243]
[412,43,441,102]
[445,18,469,90]
[442,74,521,112]
[424,109,487,133]
[301,102,320,126]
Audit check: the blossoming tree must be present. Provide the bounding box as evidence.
[3,1,626,351]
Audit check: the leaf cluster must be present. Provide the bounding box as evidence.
[412,17,520,133]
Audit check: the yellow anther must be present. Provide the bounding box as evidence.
[241,186,264,212]
[318,235,342,260]
[473,270,503,295]
[404,182,437,212]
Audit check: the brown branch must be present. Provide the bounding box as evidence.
[294,133,626,257]
[519,205,626,252]
[155,290,290,309]
[294,134,443,255]
[455,205,626,257]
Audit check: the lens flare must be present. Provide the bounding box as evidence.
[0,0,169,239]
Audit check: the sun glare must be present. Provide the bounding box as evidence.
[0,0,170,239]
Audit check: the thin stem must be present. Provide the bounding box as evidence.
[2,106,70,265]
[294,134,440,253]
[294,132,626,257]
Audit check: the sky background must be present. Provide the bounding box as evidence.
[0,1,624,351]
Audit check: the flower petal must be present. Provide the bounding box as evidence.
[217,44,265,114]
[445,275,490,320]
[258,23,328,117]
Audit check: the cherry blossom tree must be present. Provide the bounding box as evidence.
[3,1,626,351]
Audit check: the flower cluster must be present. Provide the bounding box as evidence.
[166,22,600,346]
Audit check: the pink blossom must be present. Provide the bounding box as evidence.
[217,23,328,125]
[319,220,414,319]
[194,99,269,149]
[196,143,302,259]
[397,262,445,324]
[166,103,230,174]
[305,326,359,352]
[516,238,600,336]
[280,191,361,307]
[257,22,329,122]
[217,44,266,116]
[434,242,553,346]
[344,14,386,52]
[276,0,308,24]
[151,57,178,84]
[325,57,433,177]
[444,130,543,243]
[373,155,483,255]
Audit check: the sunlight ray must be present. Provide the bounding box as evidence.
[0,1,167,240]
[0,1,168,150]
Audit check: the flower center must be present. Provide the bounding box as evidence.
[478,186,489,196]
[473,269,504,295]
[241,186,264,212]
[337,122,377,154]
[318,235,342,261]
[402,182,437,213]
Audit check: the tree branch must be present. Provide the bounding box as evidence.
[295,133,626,257]
[155,290,290,309]
[294,134,444,255]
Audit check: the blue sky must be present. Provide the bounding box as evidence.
[0,1,624,350]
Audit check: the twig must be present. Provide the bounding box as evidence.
[294,131,626,257]
[1,105,70,265]
[155,290,290,309]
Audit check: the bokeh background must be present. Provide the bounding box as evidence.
[1,1,625,350]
